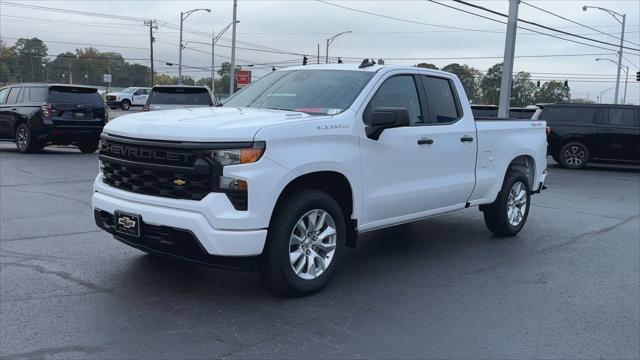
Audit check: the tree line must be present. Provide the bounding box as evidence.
[1,37,571,105]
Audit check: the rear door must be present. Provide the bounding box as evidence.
[47,86,106,124]
[596,107,639,161]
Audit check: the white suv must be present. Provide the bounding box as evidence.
[93,64,547,296]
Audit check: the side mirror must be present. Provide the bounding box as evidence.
[365,107,411,140]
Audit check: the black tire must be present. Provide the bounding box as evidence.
[261,189,346,297]
[557,141,589,169]
[120,99,131,111]
[14,124,43,153]
[482,171,531,237]
[77,139,99,153]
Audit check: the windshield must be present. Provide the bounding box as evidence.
[121,87,136,93]
[223,70,374,115]
[148,87,212,106]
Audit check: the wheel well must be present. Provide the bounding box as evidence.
[273,171,358,248]
[508,155,535,188]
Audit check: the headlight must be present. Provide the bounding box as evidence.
[210,142,265,166]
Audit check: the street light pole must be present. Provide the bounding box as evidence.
[211,21,240,100]
[595,58,629,104]
[600,87,614,103]
[325,31,351,64]
[178,8,211,85]
[583,6,625,104]
[229,0,238,96]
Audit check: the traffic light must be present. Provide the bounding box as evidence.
[337,57,343,64]
[636,71,640,81]
[303,56,308,66]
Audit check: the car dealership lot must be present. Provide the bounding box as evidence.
[1,144,638,359]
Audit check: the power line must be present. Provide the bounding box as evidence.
[1,36,147,51]
[450,0,639,52]
[520,1,640,48]
[1,1,145,22]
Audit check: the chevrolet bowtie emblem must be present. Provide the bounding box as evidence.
[118,217,136,229]
[173,179,187,186]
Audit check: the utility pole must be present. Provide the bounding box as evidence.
[615,14,626,104]
[211,30,215,95]
[498,0,519,118]
[317,44,320,64]
[229,0,238,96]
[145,20,157,87]
[178,12,184,85]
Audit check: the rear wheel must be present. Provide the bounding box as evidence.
[482,171,531,237]
[15,124,43,153]
[558,142,589,169]
[120,99,131,111]
[261,189,346,297]
[77,139,99,153]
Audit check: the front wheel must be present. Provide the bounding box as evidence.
[120,99,131,111]
[482,171,531,237]
[260,189,346,297]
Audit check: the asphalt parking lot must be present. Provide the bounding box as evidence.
[0,142,638,359]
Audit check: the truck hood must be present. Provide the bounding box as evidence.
[106,92,130,98]
[104,106,314,142]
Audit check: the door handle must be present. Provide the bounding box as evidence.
[599,128,613,132]
[417,137,434,145]
[460,135,474,142]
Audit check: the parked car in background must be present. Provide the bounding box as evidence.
[535,103,640,169]
[0,83,106,153]
[106,87,151,110]
[471,104,537,119]
[93,64,547,296]
[143,85,214,111]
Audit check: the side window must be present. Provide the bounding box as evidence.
[541,106,596,123]
[0,88,8,104]
[367,75,422,125]
[27,87,46,102]
[16,87,27,103]
[421,76,460,124]
[607,108,635,127]
[6,87,21,104]
[133,89,142,95]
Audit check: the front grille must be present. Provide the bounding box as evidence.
[101,161,213,200]
[106,95,116,101]
[100,135,216,201]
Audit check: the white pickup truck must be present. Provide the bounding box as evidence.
[93,63,547,296]
[105,87,151,110]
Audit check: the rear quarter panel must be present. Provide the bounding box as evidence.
[470,120,547,205]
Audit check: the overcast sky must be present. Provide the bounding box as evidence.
[1,0,638,103]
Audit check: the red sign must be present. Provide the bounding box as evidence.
[236,70,252,87]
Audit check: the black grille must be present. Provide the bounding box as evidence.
[106,95,116,101]
[101,160,213,200]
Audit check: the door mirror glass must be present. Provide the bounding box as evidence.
[365,107,410,140]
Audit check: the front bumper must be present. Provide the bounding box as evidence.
[106,100,121,107]
[92,180,268,258]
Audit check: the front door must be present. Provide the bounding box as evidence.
[359,72,476,229]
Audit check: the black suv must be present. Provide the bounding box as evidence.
[537,103,640,169]
[0,84,107,153]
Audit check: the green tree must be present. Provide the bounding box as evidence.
[217,62,231,77]
[442,63,482,103]
[414,63,438,70]
[510,71,537,107]
[154,74,176,85]
[480,63,502,105]
[0,40,17,84]
[12,38,48,82]
[536,81,571,103]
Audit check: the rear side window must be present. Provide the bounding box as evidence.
[149,88,212,106]
[539,106,596,124]
[27,87,46,102]
[605,108,635,127]
[472,107,498,118]
[0,88,7,104]
[47,86,102,106]
[421,76,460,124]
[367,75,422,125]
[6,87,21,104]
[509,109,536,119]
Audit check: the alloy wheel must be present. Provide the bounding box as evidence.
[563,145,585,167]
[507,181,527,226]
[288,209,337,280]
[16,127,28,151]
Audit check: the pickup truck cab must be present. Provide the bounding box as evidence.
[106,87,151,110]
[93,64,547,296]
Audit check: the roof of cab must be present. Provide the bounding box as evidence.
[280,63,454,77]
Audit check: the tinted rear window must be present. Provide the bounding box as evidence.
[27,87,47,102]
[48,86,102,105]
[472,108,498,118]
[539,106,596,123]
[149,88,212,106]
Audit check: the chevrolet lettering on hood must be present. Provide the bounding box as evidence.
[102,141,193,165]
